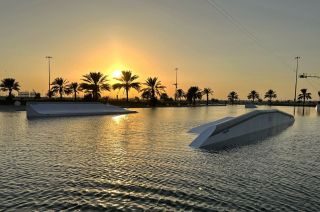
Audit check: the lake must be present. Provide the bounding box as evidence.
[0,106,319,211]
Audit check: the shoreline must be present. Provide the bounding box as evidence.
[0,104,227,112]
[0,103,317,112]
[0,105,26,112]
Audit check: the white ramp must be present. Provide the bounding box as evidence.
[27,102,136,119]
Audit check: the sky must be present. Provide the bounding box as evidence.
[0,0,320,100]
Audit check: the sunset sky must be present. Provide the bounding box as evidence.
[0,0,319,100]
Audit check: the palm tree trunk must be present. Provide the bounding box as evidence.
[151,88,155,100]
[8,89,12,98]
[59,87,62,99]
[94,84,98,101]
[74,92,77,101]
[126,89,129,102]
[150,89,156,106]
[206,94,209,106]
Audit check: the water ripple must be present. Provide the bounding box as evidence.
[1,106,320,211]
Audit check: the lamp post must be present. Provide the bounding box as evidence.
[294,56,300,103]
[173,67,178,101]
[46,56,52,98]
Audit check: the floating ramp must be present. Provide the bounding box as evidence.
[27,102,136,119]
[245,103,257,108]
[189,109,294,149]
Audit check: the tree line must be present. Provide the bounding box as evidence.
[228,89,313,106]
[47,71,168,106]
[0,71,318,106]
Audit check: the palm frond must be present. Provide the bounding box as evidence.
[130,82,140,91]
[101,84,111,91]
[112,83,125,90]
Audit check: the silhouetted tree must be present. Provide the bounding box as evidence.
[141,77,166,106]
[32,90,41,99]
[83,93,93,101]
[264,89,277,105]
[202,88,213,105]
[46,90,55,98]
[298,88,312,106]
[113,70,140,102]
[0,78,20,99]
[80,72,110,101]
[51,77,69,99]
[318,91,320,101]
[228,91,238,104]
[35,93,41,99]
[187,86,202,105]
[176,89,185,102]
[141,90,151,101]
[160,93,170,101]
[247,90,259,103]
[66,82,80,101]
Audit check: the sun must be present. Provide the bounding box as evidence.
[112,70,122,79]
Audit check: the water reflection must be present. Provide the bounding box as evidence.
[112,114,128,124]
[1,106,320,211]
[296,106,311,116]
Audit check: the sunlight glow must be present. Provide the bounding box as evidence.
[112,115,127,124]
[112,70,122,79]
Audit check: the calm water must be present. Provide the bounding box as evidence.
[0,106,319,211]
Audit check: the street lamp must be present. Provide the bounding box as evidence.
[173,67,178,101]
[46,56,52,98]
[294,56,301,103]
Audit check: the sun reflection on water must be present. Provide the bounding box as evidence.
[112,115,128,124]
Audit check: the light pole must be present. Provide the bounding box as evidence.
[294,56,301,103]
[173,67,178,101]
[46,56,52,98]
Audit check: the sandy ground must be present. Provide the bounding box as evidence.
[0,105,26,112]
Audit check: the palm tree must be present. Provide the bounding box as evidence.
[176,89,185,102]
[141,90,151,101]
[80,72,110,101]
[112,70,140,102]
[51,77,69,99]
[202,88,213,105]
[186,86,202,105]
[0,78,20,99]
[66,82,80,101]
[247,90,259,103]
[32,89,41,99]
[140,77,166,106]
[228,91,238,105]
[46,90,55,98]
[298,88,312,106]
[318,91,320,101]
[264,89,277,105]
[160,93,169,101]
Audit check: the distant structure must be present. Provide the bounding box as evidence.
[18,91,30,98]
[299,73,320,79]
[18,91,37,98]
